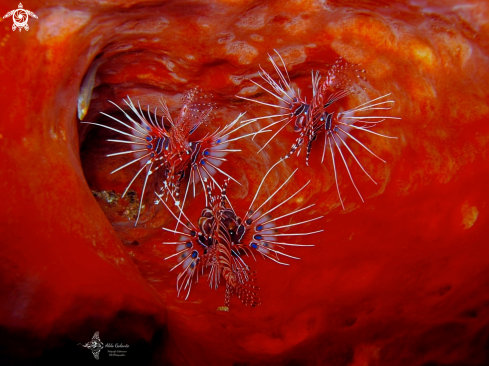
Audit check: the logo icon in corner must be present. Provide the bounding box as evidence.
[2,3,38,32]
[79,331,104,360]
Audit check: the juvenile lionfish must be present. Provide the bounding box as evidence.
[237,51,400,208]
[159,160,323,310]
[82,88,261,225]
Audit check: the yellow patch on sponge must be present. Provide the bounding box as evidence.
[461,203,479,229]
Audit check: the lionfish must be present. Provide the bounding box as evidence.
[237,51,400,208]
[159,160,323,310]
[82,88,262,225]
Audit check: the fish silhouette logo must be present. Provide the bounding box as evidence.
[78,331,104,360]
[3,3,38,32]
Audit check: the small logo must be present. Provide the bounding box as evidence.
[78,331,104,360]
[2,3,38,32]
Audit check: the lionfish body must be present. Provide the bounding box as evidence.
[82,88,260,225]
[238,51,400,208]
[158,181,258,308]
[161,161,323,309]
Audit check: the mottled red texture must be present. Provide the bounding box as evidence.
[1,0,489,365]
